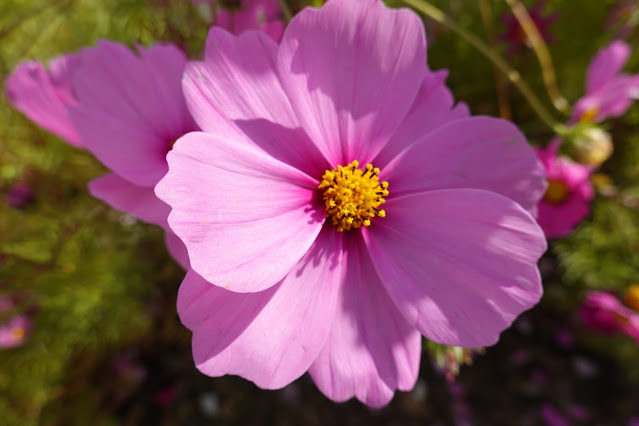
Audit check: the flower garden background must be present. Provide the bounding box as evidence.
[1,0,639,424]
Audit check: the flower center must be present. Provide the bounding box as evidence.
[580,107,599,123]
[318,160,389,232]
[624,285,639,311]
[10,326,25,340]
[544,179,570,204]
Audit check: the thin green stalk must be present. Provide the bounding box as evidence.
[278,0,293,23]
[400,0,568,136]
[504,0,570,114]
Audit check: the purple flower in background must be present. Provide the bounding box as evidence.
[6,42,197,269]
[535,140,594,238]
[6,183,34,209]
[579,291,639,343]
[540,404,570,426]
[499,1,557,55]
[571,40,639,124]
[157,0,547,407]
[605,0,638,39]
[6,54,82,147]
[217,0,285,42]
[0,297,32,349]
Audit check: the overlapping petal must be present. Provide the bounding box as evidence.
[183,29,329,177]
[374,70,469,167]
[89,173,171,227]
[309,233,421,407]
[68,41,194,186]
[156,130,324,292]
[382,117,546,217]
[364,189,546,347]
[5,55,82,147]
[278,0,426,166]
[586,40,631,94]
[178,228,343,389]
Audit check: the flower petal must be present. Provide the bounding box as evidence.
[164,231,190,269]
[309,233,421,408]
[364,189,546,347]
[183,29,328,176]
[586,41,630,94]
[156,130,324,292]
[382,117,546,217]
[374,70,469,167]
[89,173,170,227]
[68,41,194,186]
[5,56,82,147]
[278,0,426,165]
[178,227,343,389]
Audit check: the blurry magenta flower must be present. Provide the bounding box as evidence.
[0,297,32,349]
[153,385,177,406]
[217,0,285,41]
[605,0,639,39]
[535,140,594,238]
[6,183,34,209]
[540,404,570,426]
[571,40,639,124]
[6,54,82,147]
[499,1,557,55]
[157,0,547,406]
[579,291,639,343]
[6,41,197,269]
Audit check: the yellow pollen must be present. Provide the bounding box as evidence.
[11,326,25,340]
[624,285,639,312]
[580,107,599,123]
[318,160,389,232]
[544,179,570,204]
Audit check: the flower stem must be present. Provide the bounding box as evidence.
[504,0,570,115]
[278,0,293,23]
[400,0,568,135]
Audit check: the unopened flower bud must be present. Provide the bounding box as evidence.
[563,126,613,168]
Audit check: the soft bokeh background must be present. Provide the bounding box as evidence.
[1,0,638,424]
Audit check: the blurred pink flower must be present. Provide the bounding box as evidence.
[535,140,594,238]
[6,42,197,269]
[605,0,638,39]
[6,54,82,147]
[571,40,639,124]
[540,404,570,426]
[0,297,32,349]
[579,291,639,343]
[5,183,34,209]
[499,1,557,55]
[217,0,284,41]
[157,0,547,407]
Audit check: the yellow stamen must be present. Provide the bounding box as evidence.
[624,285,639,312]
[579,107,599,123]
[10,326,25,340]
[318,161,389,232]
[543,179,570,204]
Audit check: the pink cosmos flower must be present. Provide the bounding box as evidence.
[6,41,197,268]
[535,140,594,238]
[499,1,557,56]
[571,40,639,124]
[579,290,639,343]
[6,54,82,147]
[216,0,284,41]
[0,297,32,349]
[156,0,547,406]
